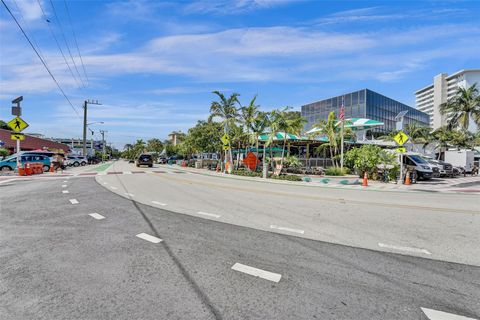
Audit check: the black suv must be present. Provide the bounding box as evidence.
[136,154,153,167]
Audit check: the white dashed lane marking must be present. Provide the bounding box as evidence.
[124,171,132,174]
[378,243,432,255]
[196,211,221,218]
[421,307,477,320]
[62,190,69,194]
[110,186,118,190]
[69,199,79,204]
[151,201,167,206]
[231,263,282,283]
[270,225,304,234]
[136,233,163,243]
[124,193,135,197]
[103,182,108,185]
[88,213,105,220]
[62,185,67,188]
[63,180,68,183]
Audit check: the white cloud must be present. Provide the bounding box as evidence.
[183,0,297,15]
[11,0,43,21]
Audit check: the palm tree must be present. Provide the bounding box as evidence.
[440,84,480,130]
[405,122,432,152]
[313,111,339,167]
[432,126,452,159]
[240,95,259,158]
[209,91,240,172]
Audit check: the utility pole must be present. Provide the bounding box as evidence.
[11,96,23,165]
[82,99,101,157]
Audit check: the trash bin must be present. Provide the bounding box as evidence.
[195,160,202,169]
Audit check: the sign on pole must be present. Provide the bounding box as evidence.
[396,147,406,153]
[7,116,29,133]
[222,145,230,151]
[393,131,409,146]
[221,134,230,145]
[11,133,25,141]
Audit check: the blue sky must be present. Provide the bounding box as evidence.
[1,0,479,149]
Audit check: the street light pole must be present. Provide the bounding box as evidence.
[99,130,108,162]
[82,99,101,157]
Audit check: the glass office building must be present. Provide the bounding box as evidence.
[301,89,429,134]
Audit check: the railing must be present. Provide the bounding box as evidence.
[298,158,334,168]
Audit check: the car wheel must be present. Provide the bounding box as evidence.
[149,164,153,168]
[73,162,80,167]
[43,165,50,172]
[1,166,12,171]
[81,162,86,166]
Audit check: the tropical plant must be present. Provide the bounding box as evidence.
[344,144,397,178]
[0,148,9,158]
[240,95,259,157]
[405,121,432,152]
[0,120,10,130]
[209,91,240,170]
[440,84,480,130]
[146,138,164,154]
[313,111,339,167]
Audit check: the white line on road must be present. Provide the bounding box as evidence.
[151,201,167,206]
[136,233,163,243]
[110,186,118,190]
[62,190,69,194]
[88,213,105,220]
[102,182,108,185]
[231,263,281,283]
[421,307,477,320]
[270,225,305,234]
[98,172,107,176]
[124,193,135,197]
[378,243,432,255]
[62,185,67,188]
[69,199,79,204]
[0,179,16,184]
[196,211,221,218]
[124,171,132,174]
[63,180,68,183]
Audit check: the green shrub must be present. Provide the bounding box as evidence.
[269,174,303,181]
[231,170,262,177]
[344,145,396,179]
[325,167,349,176]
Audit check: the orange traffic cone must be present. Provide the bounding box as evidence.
[362,171,368,187]
[25,163,31,175]
[405,171,411,185]
[49,164,55,173]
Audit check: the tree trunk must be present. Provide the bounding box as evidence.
[262,143,267,179]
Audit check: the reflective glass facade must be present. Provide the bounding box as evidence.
[301,89,429,133]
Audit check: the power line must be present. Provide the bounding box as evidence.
[48,0,85,88]
[1,0,81,118]
[36,0,81,87]
[63,0,89,86]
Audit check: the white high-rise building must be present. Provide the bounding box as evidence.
[415,69,480,130]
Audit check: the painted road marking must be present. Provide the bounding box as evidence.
[231,263,281,283]
[124,192,135,197]
[110,186,118,190]
[98,172,107,176]
[378,243,432,255]
[0,179,16,184]
[69,199,79,204]
[270,225,305,234]
[152,201,167,206]
[88,213,105,220]
[63,180,68,183]
[124,171,132,174]
[421,307,477,320]
[103,182,108,185]
[62,184,67,188]
[62,190,69,194]
[196,211,221,218]
[136,233,163,243]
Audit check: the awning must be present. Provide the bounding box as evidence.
[258,132,304,141]
[336,118,384,130]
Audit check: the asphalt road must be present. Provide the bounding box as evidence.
[1,175,479,319]
[96,160,480,266]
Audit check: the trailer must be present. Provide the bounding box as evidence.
[444,150,475,173]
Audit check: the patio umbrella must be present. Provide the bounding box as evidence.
[258,132,304,141]
[335,118,384,130]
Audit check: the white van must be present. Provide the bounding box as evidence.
[402,153,434,180]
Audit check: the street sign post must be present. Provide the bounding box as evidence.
[11,133,25,141]
[394,130,409,184]
[7,116,29,133]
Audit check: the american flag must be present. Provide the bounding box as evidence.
[339,96,345,121]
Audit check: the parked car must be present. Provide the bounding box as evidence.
[135,154,153,167]
[66,156,88,167]
[421,156,453,178]
[87,156,102,164]
[157,157,167,164]
[0,154,51,172]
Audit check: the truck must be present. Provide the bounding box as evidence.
[444,150,475,173]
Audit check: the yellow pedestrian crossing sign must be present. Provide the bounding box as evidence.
[7,116,29,133]
[221,134,230,145]
[11,133,25,141]
[223,145,230,151]
[393,131,409,146]
[396,147,406,153]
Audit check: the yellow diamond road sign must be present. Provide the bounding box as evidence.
[221,134,230,145]
[11,133,25,141]
[7,116,29,133]
[222,145,230,151]
[396,147,406,153]
[393,131,409,146]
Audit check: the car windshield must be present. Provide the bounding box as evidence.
[409,155,428,164]
[139,155,151,160]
